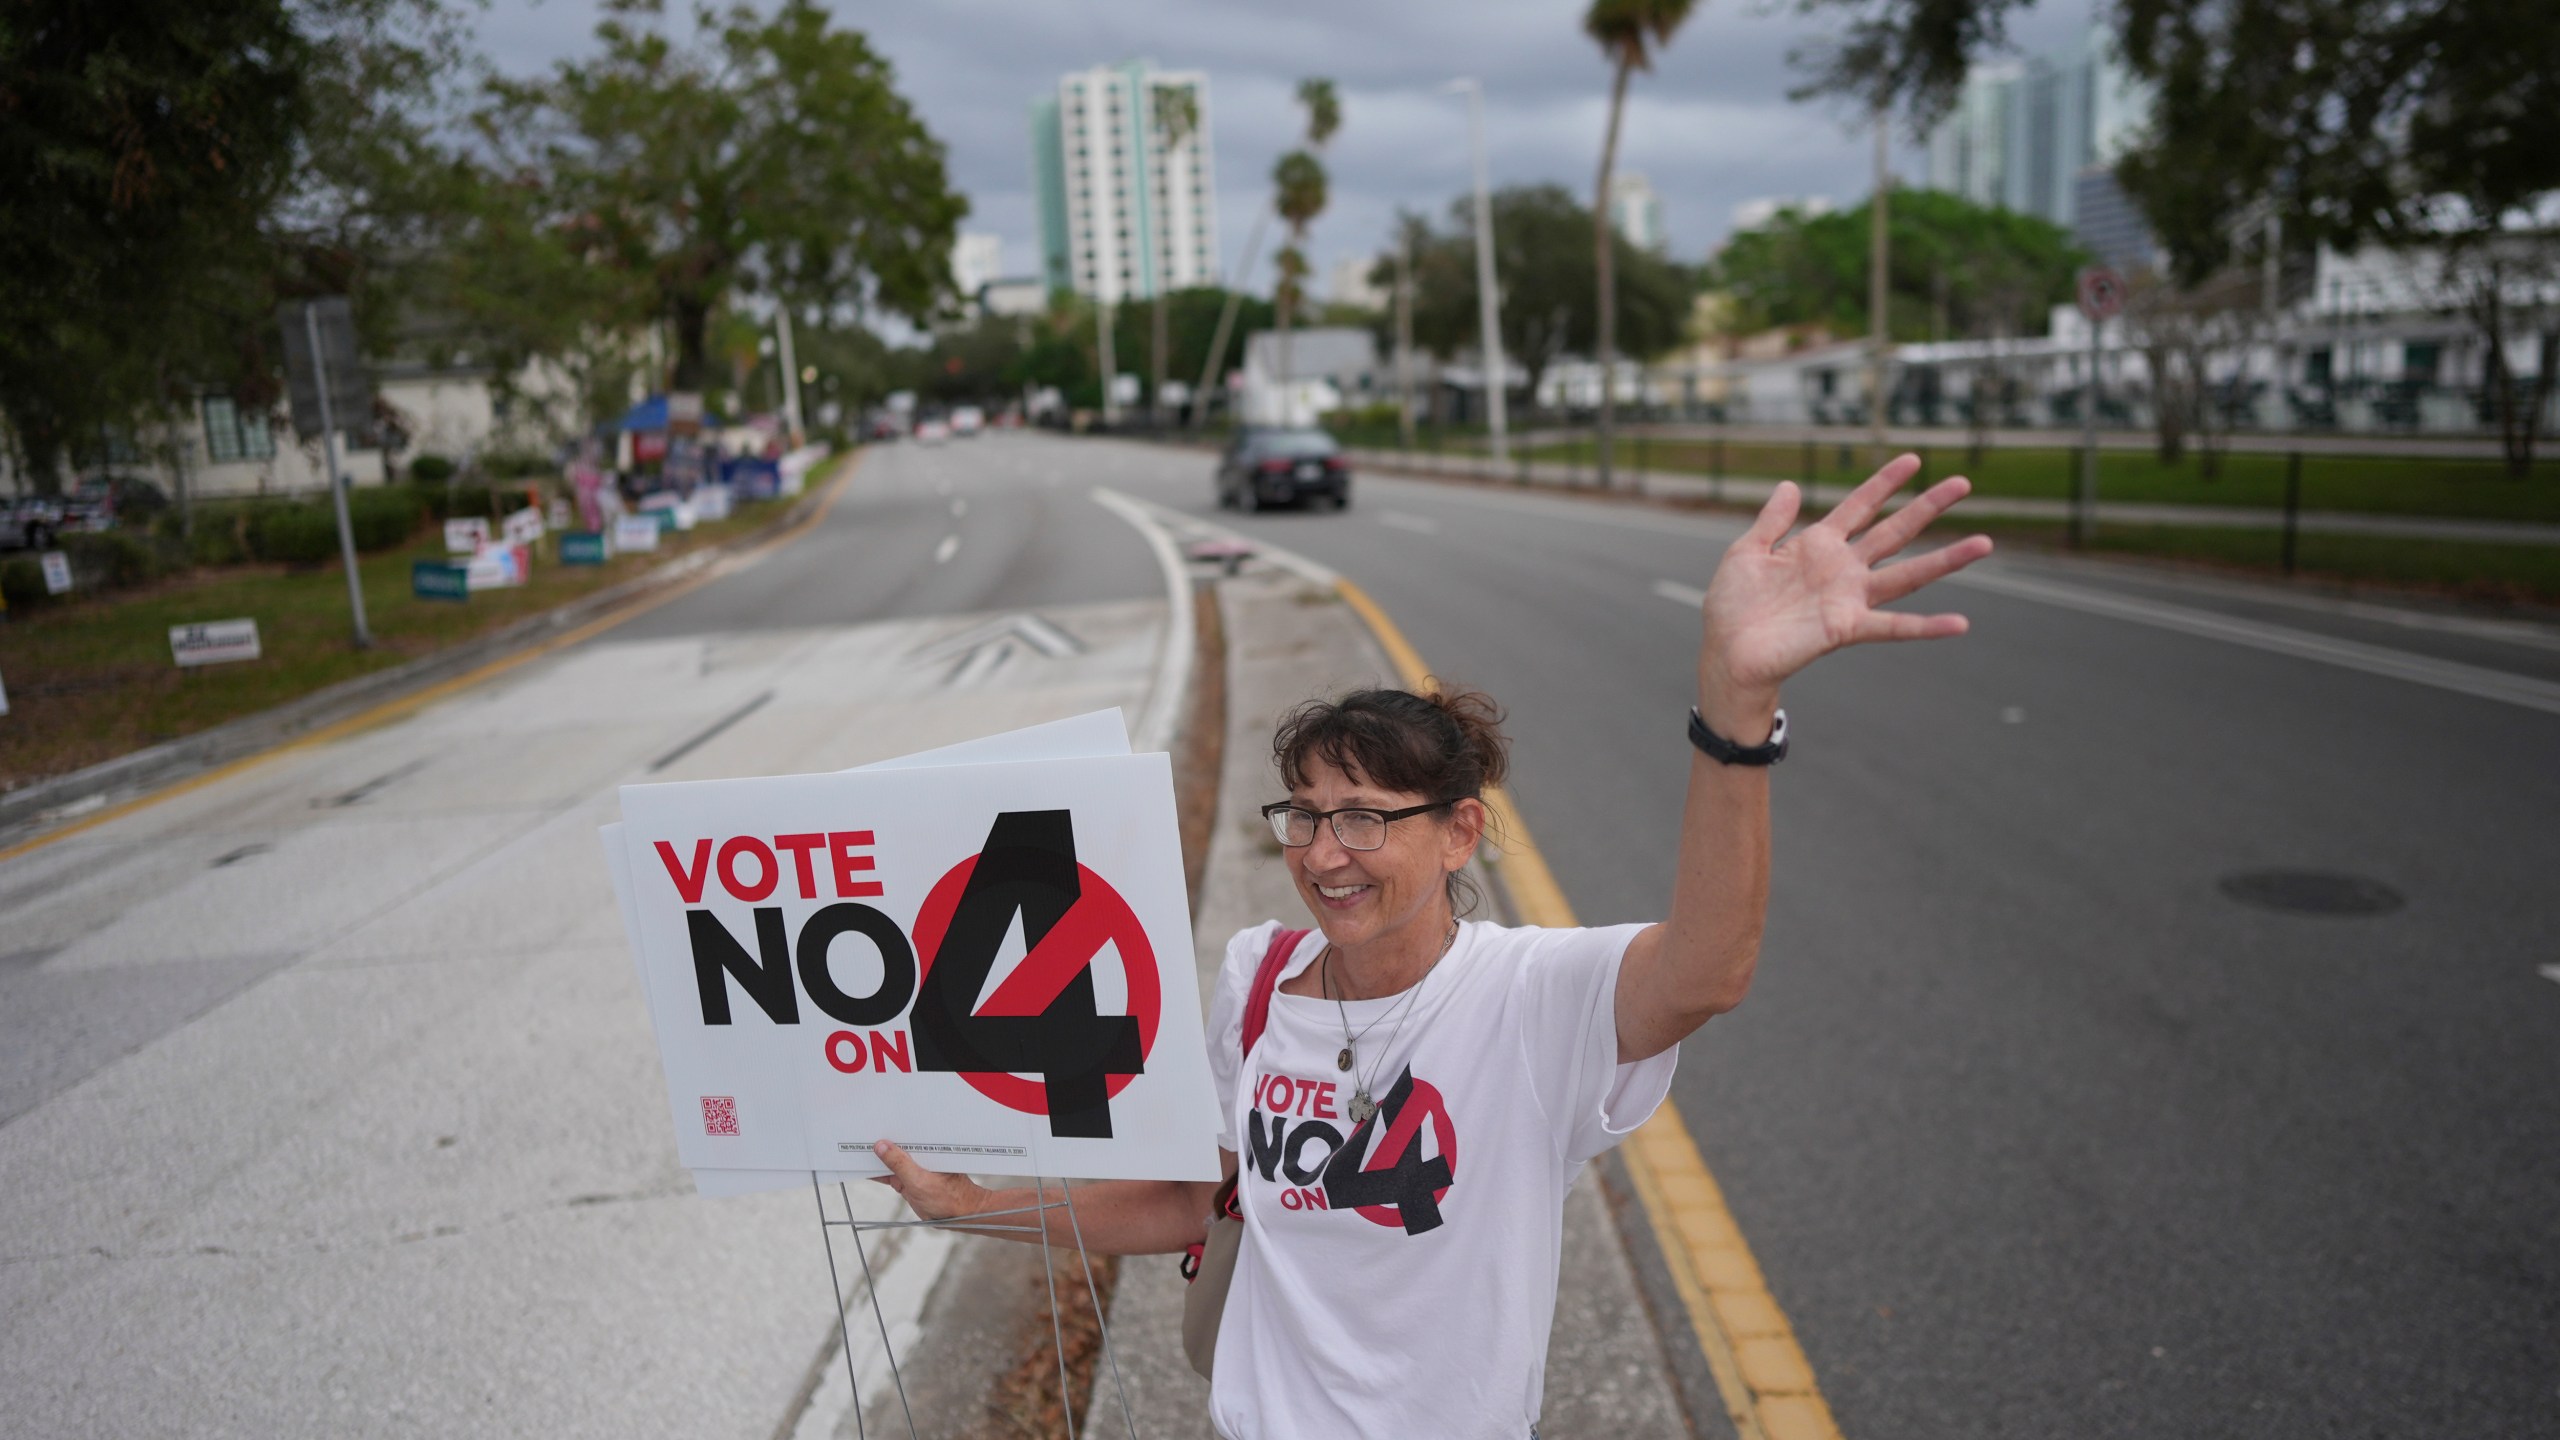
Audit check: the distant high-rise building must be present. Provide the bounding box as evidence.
[1030,61,1218,306]
[1923,27,2148,230]
[1609,172,1668,253]
[951,233,1004,302]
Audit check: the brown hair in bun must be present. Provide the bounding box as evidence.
[1270,682,1510,914]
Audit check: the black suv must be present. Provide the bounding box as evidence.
[1216,428,1350,512]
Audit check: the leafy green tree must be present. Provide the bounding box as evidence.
[480,0,964,396]
[1407,186,1691,412]
[1707,189,2083,341]
[2114,0,2560,474]
[1271,79,1341,402]
[0,0,308,490]
[1784,0,2039,129]
[1584,0,1697,484]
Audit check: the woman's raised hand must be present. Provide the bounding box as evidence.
[1697,455,1992,709]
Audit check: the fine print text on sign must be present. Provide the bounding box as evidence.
[170,618,262,667]
[601,711,1221,1194]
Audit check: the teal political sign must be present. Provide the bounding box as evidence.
[411,560,470,601]
[561,531,609,566]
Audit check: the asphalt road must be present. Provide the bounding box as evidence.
[0,441,1171,1440]
[1057,431,2560,1437]
[9,430,2552,1437]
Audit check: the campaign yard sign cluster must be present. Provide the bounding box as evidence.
[600,710,1221,1196]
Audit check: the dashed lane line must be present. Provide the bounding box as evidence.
[934,533,961,564]
[1334,573,1842,1440]
[1378,510,1441,535]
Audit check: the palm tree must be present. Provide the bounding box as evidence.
[1148,83,1200,426]
[1584,0,1695,487]
[1271,78,1339,424]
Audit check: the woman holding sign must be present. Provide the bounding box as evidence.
[876,457,1990,1437]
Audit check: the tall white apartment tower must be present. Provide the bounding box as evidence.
[1031,61,1218,305]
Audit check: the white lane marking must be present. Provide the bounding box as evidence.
[1379,511,1440,535]
[1947,566,2560,717]
[2541,964,2560,987]
[934,533,960,564]
[951,497,967,517]
[1653,579,1707,608]
[1087,487,1198,755]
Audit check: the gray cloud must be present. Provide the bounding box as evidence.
[475,0,2096,301]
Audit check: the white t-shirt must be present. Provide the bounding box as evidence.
[1204,919,1677,1439]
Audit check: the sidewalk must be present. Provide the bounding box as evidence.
[1353,446,2560,548]
[1081,532,1695,1437]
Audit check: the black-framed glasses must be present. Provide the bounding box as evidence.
[1260,799,1453,851]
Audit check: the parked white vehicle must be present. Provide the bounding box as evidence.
[950,405,984,437]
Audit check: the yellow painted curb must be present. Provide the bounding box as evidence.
[0,453,864,868]
[1333,572,1842,1440]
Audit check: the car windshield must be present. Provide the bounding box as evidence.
[1249,430,1337,457]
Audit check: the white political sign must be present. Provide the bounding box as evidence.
[613,515,662,553]
[39,550,72,595]
[502,506,546,546]
[605,709,1139,1198]
[445,517,491,554]
[170,618,262,667]
[607,714,1216,1188]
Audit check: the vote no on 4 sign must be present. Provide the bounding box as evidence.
[613,753,1223,1184]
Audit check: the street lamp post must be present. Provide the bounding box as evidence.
[1448,79,1507,464]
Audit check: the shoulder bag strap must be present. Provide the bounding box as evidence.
[1239,926,1307,1058]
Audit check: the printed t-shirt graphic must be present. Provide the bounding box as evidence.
[1205,921,1677,1439]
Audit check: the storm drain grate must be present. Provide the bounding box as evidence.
[2217,869,2404,917]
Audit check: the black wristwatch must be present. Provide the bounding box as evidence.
[1687,707,1788,766]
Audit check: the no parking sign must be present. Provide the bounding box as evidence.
[603,719,1220,1189]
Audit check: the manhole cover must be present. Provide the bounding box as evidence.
[2217,870,2404,916]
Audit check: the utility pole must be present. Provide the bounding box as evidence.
[1192,209,1270,430]
[775,306,805,447]
[1098,300,1120,426]
[302,301,371,649]
[1866,102,1891,458]
[1450,78,1508,464]
[1395,230,1418,450]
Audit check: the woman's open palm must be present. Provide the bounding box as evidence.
[1701,454,1994,695]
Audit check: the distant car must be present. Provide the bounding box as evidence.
[950,405,984,437]
[915,418,951,444]
[1216,428,1350,512]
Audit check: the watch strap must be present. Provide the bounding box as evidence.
[1687,706,1788,766]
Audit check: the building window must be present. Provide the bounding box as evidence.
[202,395,275,463]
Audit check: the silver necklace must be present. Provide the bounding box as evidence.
[1324,921,1457,1125]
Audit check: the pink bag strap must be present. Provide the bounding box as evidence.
[1239,927,1308,1058]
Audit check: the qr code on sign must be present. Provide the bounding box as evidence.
[702,1095,739,1136]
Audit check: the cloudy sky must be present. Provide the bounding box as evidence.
[477,0,2100,301]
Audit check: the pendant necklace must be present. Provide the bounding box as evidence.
[1325,920,1458,1125]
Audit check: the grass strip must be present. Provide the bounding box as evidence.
[0,501,786,790]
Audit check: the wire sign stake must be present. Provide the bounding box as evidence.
[809,1171,1142,1440]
